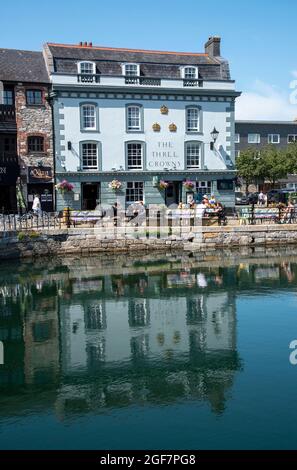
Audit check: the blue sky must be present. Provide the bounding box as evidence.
[1,0,297,119]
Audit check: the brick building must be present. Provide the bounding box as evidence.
[0,49,54,212]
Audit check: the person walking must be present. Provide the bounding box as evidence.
[32,194,42,216]
[258,191,265,206]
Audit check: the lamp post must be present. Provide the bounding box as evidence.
[210,127,219,150]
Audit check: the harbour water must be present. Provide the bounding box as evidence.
[0,248,297,449]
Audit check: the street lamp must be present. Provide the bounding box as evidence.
[210,127,219,150]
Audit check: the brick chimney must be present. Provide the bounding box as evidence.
[205,36,221,57]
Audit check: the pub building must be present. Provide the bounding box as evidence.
[44,36,240,211]
[0,48,54,212]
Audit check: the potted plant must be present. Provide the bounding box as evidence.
[158,180,169,191]
[55,180,74,193]
[108,179,122,191]
[183,180,195,191]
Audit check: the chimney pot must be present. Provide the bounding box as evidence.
[79,41,83,46]
[84,41,88,47]
[205,36,221,57]
[89,42,93,47]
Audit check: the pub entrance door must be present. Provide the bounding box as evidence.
[165,181,180,206]
[82,183,100,210]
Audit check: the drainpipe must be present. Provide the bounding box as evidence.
[48,89,57,211]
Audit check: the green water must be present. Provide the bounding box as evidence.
[0,248,297,450]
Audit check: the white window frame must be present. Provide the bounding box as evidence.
[81,104,97,130]
[126,181,144,204]
[81,142,98,170]
[196,181,211,193]
[122,63,140,76]
[288,134,297,143]
[78,61,96,75]
[182,66,198,79]
[186,141,201,169]
[186,107,200,132]
[268,134,280,144]
[127,105,142,131]
[234,133,240,143]
[248,133,261,144]
[126,142,144,170]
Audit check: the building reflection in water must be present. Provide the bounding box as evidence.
[3,252,286,419]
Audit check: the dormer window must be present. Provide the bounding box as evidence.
[182,66,198,79]
[78,61,96,75]
[123,63,140,76]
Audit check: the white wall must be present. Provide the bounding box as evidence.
[57,96,232,172]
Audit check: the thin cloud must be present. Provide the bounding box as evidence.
[236,79,297,121]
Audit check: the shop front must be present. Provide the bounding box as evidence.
[0,156,19,212]
[27,166,54,212]
[55,172,236,211]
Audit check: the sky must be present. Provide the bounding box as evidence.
[1,0,297,120]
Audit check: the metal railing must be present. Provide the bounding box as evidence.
[236,205,297,225]
[124,76,161,86]
[0,212,62,233]
[0,104,15,121]
[77,74,101,83]
[183,79,202,87]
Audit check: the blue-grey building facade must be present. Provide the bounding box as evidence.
[44,37,241,211]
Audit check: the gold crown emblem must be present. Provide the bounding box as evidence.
[160,105,169,115]
[152,122,161,132]
[169,123,177,132]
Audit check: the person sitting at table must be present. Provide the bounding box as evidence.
[209,194,217,206]
[215,202,227,226]
[203,195,209,205]
[202,198,209,208]
[196,199,208,220]
[282,200,294,224]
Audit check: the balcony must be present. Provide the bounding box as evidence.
[0,105,15,121]
[183,79,203,87]
[52,73,236,92]
[124,76,161,86]
[77,74,100,83]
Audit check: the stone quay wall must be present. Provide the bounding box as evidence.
[191,224,297,250]
[2,225,297,259]
[0,229,184,260]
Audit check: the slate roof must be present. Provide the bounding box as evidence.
[0,48,49,83]
[47,43,231,81]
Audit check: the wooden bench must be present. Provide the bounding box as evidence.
[70,210,105,227]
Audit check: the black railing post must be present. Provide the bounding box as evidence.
[168,211,172,236]
[157,210,160,239]
[66,206,71,228]
[251,203,255,225]
[146,208,149,239]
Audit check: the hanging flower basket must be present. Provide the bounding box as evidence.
[55,180,74,193]
[159,180,169,191]
[183,180,195,190]
[108,179,122,191]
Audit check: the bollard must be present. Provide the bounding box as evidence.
[63,207,71,228]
